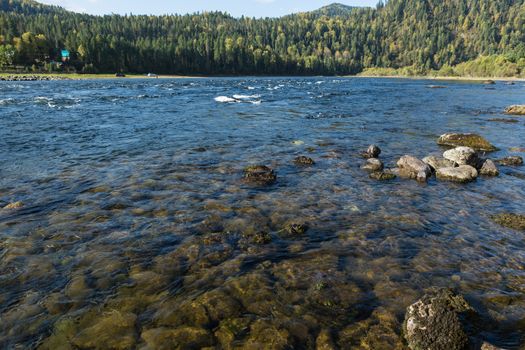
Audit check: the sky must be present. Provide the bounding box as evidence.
[38,0,378,18]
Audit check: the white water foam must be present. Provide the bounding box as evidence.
[214,96,238,103]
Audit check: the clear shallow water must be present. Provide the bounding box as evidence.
[0,77,524,349]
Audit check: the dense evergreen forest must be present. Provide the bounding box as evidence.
[0,0,524,76]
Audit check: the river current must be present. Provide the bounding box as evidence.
[0,77,524,349]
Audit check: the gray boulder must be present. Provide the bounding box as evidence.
[404,289,474,350]
[397,155,432,182]
[479,160,499,176]
[436,165,478,183]
[443,147,480,167]
[423,156,456,172]
[361,158,384,172]
[362,144,381,159]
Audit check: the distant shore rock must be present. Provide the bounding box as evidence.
[404,289,475,350]
[243,165,277,185]
[437,133,497,152]
[504,105,525,115]
[436,165,478,183]
[397,155,432,182]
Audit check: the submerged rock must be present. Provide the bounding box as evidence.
[369,171,397,181]
[404,289,475,350]
[243,165,277,185]
[423,156,456,172]
[496,156,523,166]
[362,144,381,159]
[397,155,432,182]
[437,133,497,152]
[483,80,496,85]
[443,147,480,167]
[504,105,525,115]
[436,165,478,183]
[294,156,315,166]
[479,160,499,176]
[492,213,525,231]
[284,221,309,235]
[3,201,23,210]
[362,158,384,172]
[141,327,213,350]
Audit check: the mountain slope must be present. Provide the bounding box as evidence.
[309,3,359,17]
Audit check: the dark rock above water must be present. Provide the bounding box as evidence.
[404,289,475,350]
[437,133,497,152]
[362,144,381,159]
[479,160,499,177]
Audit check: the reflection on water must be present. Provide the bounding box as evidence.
[0,77,524,348]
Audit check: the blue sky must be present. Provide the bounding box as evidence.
[38,0,378,17]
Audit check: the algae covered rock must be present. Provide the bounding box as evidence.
[504,105,525,115]
[141,327,213,350]
[492,213,525,231]
[404,289,475,350]
[397,155,432,182]
[243,165,277,185]
[294,156,315,166]
[437,133,497,152]
[496,156,523,166]
[369,171,397,181]
[3,201,24,210]
[436,165,478,183]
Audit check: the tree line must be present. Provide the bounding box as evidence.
[0,0,524,75]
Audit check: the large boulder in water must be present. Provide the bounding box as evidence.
[404,289,475,350]
[443,147,480,167]
[504,105,525,115]
[397,155,432,182]
[436,165,478,183]
[437,133,497,152]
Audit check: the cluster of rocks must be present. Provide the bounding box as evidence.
[243,155,315,186]
[0,75,69,81]
[360,145,398,181]
[362,133,522,184]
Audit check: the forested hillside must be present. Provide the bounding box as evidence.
[0,0,524,75]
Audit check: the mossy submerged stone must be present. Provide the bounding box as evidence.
[496,156,523,166]
[437,133,497,152]
[294,156,315,166]
[404,289,475,350]
[369,171,396,181]
[243,165,277,185]
[492,213,525,231]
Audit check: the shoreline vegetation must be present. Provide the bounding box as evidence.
[1,72,524,82]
